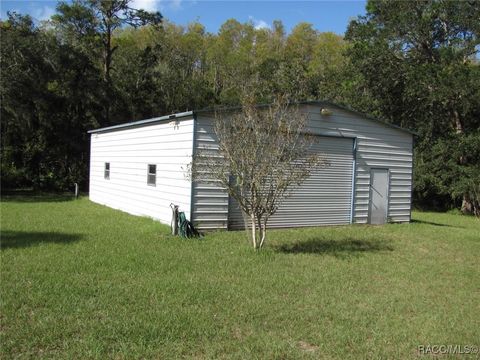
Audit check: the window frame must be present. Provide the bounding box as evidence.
[147,164,156,186]
[104,162,110,180]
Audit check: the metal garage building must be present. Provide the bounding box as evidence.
[88,101,414,231]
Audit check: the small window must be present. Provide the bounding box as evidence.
[104,162,110,179]
[147,164,156,186]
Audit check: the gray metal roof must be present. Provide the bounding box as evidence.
[87,101,415,135]
[87,111,194,134]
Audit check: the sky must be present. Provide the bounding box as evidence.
[0,0,367,35]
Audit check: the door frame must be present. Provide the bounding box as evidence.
[368,168,390,224]
[349,137,358,224]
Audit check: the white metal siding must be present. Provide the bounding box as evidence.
[228,136,354,229]
[89,117,194,224]
[192,105,413,230]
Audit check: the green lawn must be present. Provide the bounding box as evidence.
[1,196,479,359]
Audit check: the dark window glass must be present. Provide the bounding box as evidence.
[104,162,110,179]
[147,164,156,185]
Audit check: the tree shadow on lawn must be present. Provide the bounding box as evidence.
[275,237,394,258]
[1,194,76,203]
[0,231,84,250]
[410,219,459,228]
[1,190,77,203]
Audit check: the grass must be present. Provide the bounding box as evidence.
[1,195,479,359]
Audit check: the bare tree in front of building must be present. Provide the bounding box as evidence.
[193,95,328,249]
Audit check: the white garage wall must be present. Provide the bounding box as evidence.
[89,116,194,224]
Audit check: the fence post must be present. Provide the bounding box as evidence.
[170,204,179,236]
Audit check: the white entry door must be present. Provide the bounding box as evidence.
[369,168,389,224]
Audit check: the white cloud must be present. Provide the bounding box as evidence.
[33,6,55,21]
[131,0,162,12]
[249,16,271,30]
[254,19,270,30]
[131,0,183,12]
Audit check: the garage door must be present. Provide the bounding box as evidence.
[228,136,355,229]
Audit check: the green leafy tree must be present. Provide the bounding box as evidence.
[53,0,162,124]
[309,32,348,102]
[346,0,480,213]
[1,12,103,190]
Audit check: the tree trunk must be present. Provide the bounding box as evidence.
[103,24,113,125]
[454,109,463,135]
[250,214,257,249]
[453,109,473,214]
[461,197,473,214]
[259,218,267,248]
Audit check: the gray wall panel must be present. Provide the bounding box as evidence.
[191,104,413,230]
[228,136,354,230]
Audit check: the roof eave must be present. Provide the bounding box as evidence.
[87,111,194,134]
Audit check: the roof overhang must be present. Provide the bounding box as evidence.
[87,111,194,134]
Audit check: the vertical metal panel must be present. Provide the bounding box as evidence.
[302,105,413,224]
[350,137,357,224]
[191,104,413,230]
[191,115,229,230]
[228,136,355,229]
[190,113,197,224]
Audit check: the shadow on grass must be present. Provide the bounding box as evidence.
[411,219,458,228]
[1,193,76,203]
[0,231,83,250]
[275,237,393,257]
